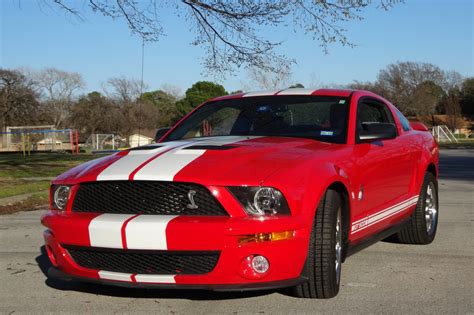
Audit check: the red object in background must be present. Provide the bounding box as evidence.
[410,121,429,131]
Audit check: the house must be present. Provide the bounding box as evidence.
[128,133,153,148]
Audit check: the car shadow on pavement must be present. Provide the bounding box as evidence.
[36,246,292,300]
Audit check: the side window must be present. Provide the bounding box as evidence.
[395,108,411,131]
[358,100,394,124]
[356,98,396,142]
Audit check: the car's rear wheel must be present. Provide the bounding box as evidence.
[396,172,439,244]
[293,189,342,298]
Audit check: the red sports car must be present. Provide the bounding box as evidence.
[42,88,439,298]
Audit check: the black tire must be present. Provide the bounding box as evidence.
[293,189,343,299]
[396,172,439,244]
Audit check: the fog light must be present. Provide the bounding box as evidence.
[240,254,270,279]
[252,255,269,274]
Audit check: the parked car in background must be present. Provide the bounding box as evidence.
[42,88,439,298]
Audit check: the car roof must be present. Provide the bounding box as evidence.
[210,88,354,102]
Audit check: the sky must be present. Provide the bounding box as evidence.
[1,0,473,95]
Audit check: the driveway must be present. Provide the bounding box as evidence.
[1,149,472,314]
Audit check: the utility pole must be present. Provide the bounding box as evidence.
[138,38,145,147]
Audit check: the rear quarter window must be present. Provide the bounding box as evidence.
[395,108,411,131]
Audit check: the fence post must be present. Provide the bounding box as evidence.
[75,130,79,154]
[21,132,25,157]
[69,129,74,154]
[27,133,31,156]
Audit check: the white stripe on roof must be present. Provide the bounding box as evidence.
[277,88,317,95]
[242,90,281,97]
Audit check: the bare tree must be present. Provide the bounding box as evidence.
[306,73,323,90]
[103,76,145,103]
[245,65,292,90]
[442,70,464,91]
[376,61,454,115]
[0,69,41,129]
[47,0,402,76]
[160,84,183,100]
[33,68,85,127]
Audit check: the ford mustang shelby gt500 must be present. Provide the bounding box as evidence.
[42,88,439,298]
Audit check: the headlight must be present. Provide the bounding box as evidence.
[228,186,290,216]
[52,185,71,210]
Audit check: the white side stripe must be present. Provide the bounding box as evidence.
[134,274,176,283]
[89,214,135,248]
[125,215,177,250]
[351,196,419,234]
[98,270,132,281]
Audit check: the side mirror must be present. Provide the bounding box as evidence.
[359,123,397,142]
[409,121,429,131]
[154,127,171,143]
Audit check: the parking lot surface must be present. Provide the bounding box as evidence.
[0,149,473,314]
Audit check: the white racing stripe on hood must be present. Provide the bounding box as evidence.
[132,136,259,181]
[96,141,192,181]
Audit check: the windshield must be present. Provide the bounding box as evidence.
[163,95,350,144]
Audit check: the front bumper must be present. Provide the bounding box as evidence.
[42,211,310,289]
[47,266,307,291]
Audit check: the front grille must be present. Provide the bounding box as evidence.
[64,245,220,275]
[72,181,228,216]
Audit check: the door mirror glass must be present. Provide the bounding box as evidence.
[359,123,397,142]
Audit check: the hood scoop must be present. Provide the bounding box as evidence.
[182,145,239,150]
[128,145,163,151]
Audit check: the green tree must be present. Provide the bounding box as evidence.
[69,91,124,135]
[460,78,474,116]
[411,81,445,116]
[440,88,463,131]
[139,90,179,127]
[176,81,227,116]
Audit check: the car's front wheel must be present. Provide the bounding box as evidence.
[397,172,439,244]
[293,189,342,299]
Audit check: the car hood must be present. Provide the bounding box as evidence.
[55,136,344,186]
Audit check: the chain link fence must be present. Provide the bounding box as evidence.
[0,127,79,153]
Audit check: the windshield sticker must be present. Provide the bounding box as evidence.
[321,131,334,136]
[339,99,346,104]
[257,106,270,112]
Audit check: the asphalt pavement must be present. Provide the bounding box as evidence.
[0,149,473,314]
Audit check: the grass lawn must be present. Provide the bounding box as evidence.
[439,140,474,149]
[0,180,51,198]
[0,153,101,214]
[0,153,98,178]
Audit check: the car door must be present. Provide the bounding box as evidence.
[351,97,413,236]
